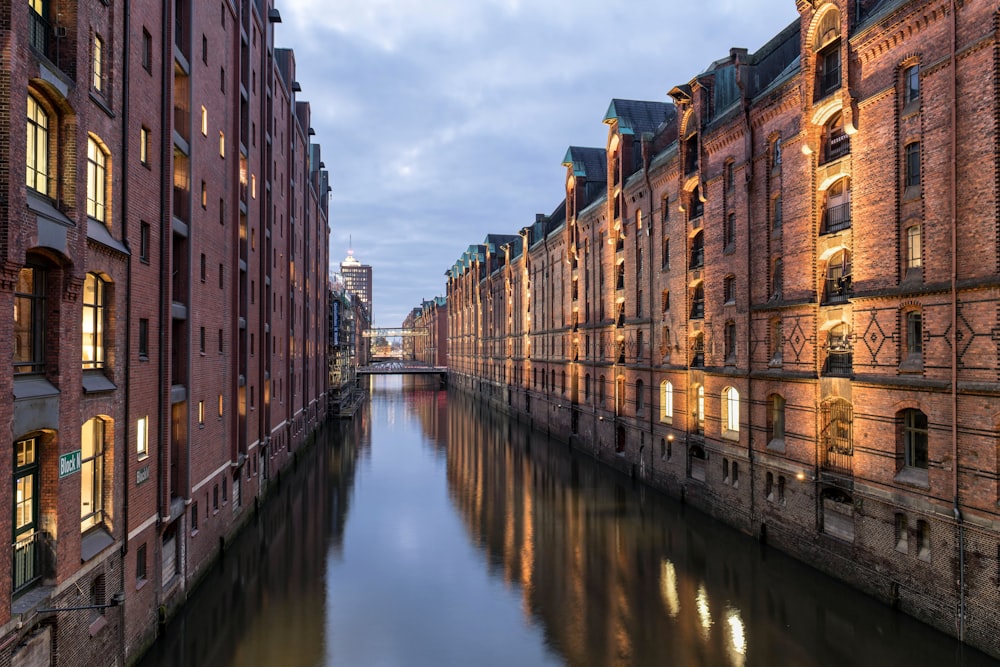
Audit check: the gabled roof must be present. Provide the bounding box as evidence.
[603,99,676,136]
[562,146,608,182]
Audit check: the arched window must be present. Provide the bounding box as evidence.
[26,95,50,195]
[82,273,107,369]
[904,141,921,190]
[823,250,852,303]
[814,8,842,101]
[723,387,740,434]
[822,177,851,232]
[822,112,850,165]
[660,380,673,422]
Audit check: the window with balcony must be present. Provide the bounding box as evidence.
[822,112,850,164]
[82,273,107,369]
[824,323,852,376]
[691,333,705,368]
[14,436,41,591]
[690,283,704,319]
[823,250,852,304]
[689,186,703,220]
[26,95,50,196]
[689,231,704,269]
[821,398,853,474]
[813,9,841,101]
[822,177,851,233]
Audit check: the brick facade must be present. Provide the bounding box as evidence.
[0,1,330,664]
[445,0,1000,658]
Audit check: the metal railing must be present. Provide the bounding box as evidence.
[13,532,43,592]
[823,203,851,233]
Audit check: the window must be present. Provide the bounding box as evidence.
[693,384,705,434]
[904,142,921,190]
[198,400,205,425]
[81,417,107,532]
[823,177,851,233]
[93,34,105,92]
[26,95,49,195]
[82,273,107,369]
[140,126,150,165]
[218,329,223,354]
[661,195,670,222]
[661,238,670,269]
[202,34,208,64]
[725,161,734,191]
[724,321,737,363]
[690,283,704,319]
[87,136,108,223]
[29,0,49,53]
[199,327,205,354]
[14,437,39,590]
[660,381,673,422]
[822,399,853,472]
[906,225,922,270]
[814,8,842,100]
[191,502,198,532]
[691,333,705,368]
[825,323,853,376]
[767,394,786,447]
[661,325,671,362]
[766,472,775,501]
[723,275,735,304]
[771,194,782,231]
[689,186,703,220]
[824,250,852,304]
[132,417,152,470]
[220,67,226,92]
[904,310,923,362]
[139,222,151,262]
[916,520,930,561]
[219,264,224,289]
[137,543,148,583]
[724,213,736,250]
[219,131,225,157]
[661,289,670,312]
[771,137,782,168]
[723,387,740,434]
[823,112,850,164]
[14,266,46,374]
[138,318,149,358]
[903,64,920,105]
[218,394,224,417]
[142,28,152,73]
[901,408,929,469]
[636,379,645,414]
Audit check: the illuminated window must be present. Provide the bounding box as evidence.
[81,417,107,533]
[692,384,705,434]
[82,273,107,369]
[26,95,49,195]
[906,225,922,269]
[660,380,673,422]
[723,387,740,433]
[87,136,108,223]
[201,105,208,135]
[137,416,149,458]
[93,34,104,92]
[219,131,225,157]
[218,394,224,417]
[140,126,150,165]
[198,400,205,425]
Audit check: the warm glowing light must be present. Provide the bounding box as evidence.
[659,560,680,618]
[696,585,712,639]
[796,471,806,481]
[727,608,747,657]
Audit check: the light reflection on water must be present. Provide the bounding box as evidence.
[139,378,997,667]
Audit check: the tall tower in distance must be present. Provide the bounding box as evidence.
[341,248,373,321]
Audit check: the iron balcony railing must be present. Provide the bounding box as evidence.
[13,531,46,593]
[823,352,853,376]
[824,203,851,233]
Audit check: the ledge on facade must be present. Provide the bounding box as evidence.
[749,369,816,381]
[750,296,816,312]
[81,527,114,562]
[82,371,117,394]
[850,374,949,390]
[13,376,59,400]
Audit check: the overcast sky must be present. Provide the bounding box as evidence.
[279,0,800,327]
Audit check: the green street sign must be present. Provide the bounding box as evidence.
[59,450,82,478]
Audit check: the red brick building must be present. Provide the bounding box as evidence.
[447,0,1000,657]
[0,1,330,664]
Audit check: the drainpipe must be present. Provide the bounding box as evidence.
[734,52,757,531]
[948,0,964,641]
[120,0,132,556]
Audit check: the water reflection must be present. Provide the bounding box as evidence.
[444,390,993,667]
[139,382,995,667]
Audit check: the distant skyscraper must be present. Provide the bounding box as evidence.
[341,249,373,319]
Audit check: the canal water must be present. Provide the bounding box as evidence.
[139,377,997,667]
